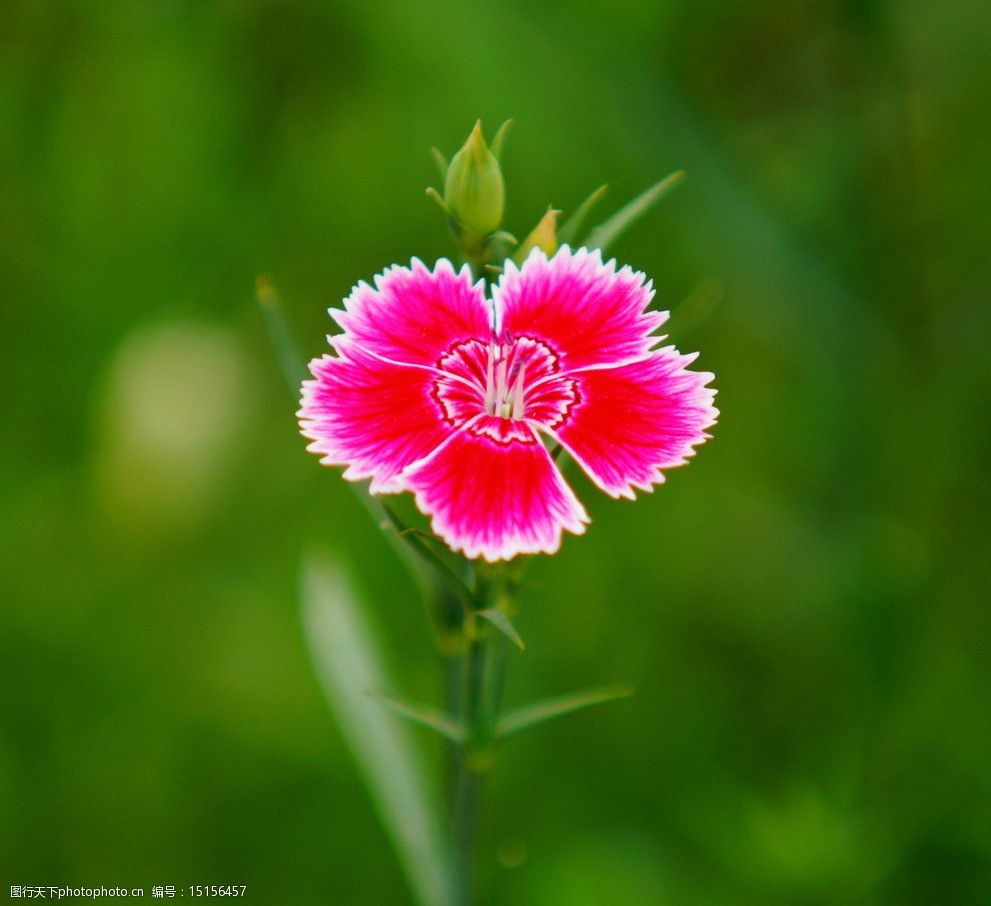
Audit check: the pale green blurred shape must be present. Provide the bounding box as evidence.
[93,320,252,533]
[302,556,452,906]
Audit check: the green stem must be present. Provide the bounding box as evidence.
[452,758,483,906]
[486,635,508,728]
[451,567,511,906]
[453,621,486,906]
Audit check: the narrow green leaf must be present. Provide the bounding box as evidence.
[490,119,512,162]
[430,147,448,182]
[557,184,608,246]
[425,186,464,241]
[302,556,453,906]
[584,171,685,253]
[379,499,475,606]
[372,693,465,743]
[497,685,633,739]
[255,275,308,394]
[425,186,453,217]
[477,608,525,651]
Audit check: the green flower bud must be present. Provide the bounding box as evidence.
[444,121,505,239]
[514,207,559,265]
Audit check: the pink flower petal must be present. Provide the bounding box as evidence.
[402,415,589,561]
[495,246,666,371]
[298,344,456,493]
[332,258,491,368]
[550,348,718,499]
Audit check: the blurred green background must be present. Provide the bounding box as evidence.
[3,0,990,902]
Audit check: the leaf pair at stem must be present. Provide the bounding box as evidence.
[373,684,633,745]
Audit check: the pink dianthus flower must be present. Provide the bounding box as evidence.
[299,246,717,561]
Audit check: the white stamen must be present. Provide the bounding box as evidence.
[496,359,508,405]
[510,362,527,419]
[484,339,528,420]
[484,346,496,413]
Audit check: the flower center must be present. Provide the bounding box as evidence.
[432,335,580,434]
[484,341,527,419]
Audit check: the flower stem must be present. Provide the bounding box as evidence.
[451,568,510,906]
[452,629,487,905]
